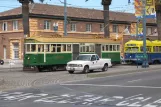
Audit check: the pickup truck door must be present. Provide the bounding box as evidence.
[95,55,103,69]
[90,55,97,69]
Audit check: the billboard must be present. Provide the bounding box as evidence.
[134,0,156,18]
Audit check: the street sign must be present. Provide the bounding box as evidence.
[136,54,147,59]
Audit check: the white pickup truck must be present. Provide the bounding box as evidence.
[66,54,112,74]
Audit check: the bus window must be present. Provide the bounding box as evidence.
[51,44,56,52]
[38,44,44,52]
[67,44,71,51]
[159,46,161,52]
[62,44,67,52]
[57,44,61,52]
[27,44,30,52]
[31,44,36,52]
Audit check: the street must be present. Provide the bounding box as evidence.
[0,68,161,107]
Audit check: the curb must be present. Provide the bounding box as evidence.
[87,67,161,78]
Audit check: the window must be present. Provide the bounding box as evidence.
[13,20,18,30]
[13,43,19,59]
[100,24,104,32]
[67,44,71,51]
[2,22,7,31]
[27,44,30,52]
[125,25,131,33]
[44,20,51,30]
[112,25,118,33]
[31,44,36,52]
[62,44,67,52]
[45,44,50,52]
[86,24,92,32]
[91,55,96,61]
[71,23,76,31]
[51,44,56,52]
[80,43,95,52]
[147,27,152,35]
[38,44,44,52]
[57,44,61,52]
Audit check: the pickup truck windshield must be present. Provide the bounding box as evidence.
[76,55,91,61]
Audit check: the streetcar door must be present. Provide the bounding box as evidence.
[95,44,102,58]
[72,44,80,60]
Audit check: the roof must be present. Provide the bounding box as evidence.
[0,3,156,24]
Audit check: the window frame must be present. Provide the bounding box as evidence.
[44,20,51,30]
[86,23,92,32]
[13,20,18,30]
[2,22,8,31]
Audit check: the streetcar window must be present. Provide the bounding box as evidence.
[27,44,30,52]
[117,45,120,51]
[57,44,61,52]
[31,44,36,52]
[159,46,161,52]
[67,44,71,51]
[86,46,89,52]
[89,45,94,52]
[106,45,109,51]
[51,44,56,52]
[38,44,44,52]
[45,44,50,52]
[113,45,116,51]
[110,45,113,51]
[62,44,67,52]
[102,45,105,51]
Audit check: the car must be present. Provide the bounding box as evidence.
[66,54,112,74]
[0,59,4,65]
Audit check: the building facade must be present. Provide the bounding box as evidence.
[0,3,157,60]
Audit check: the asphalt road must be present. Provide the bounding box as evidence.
[1,69,161,107]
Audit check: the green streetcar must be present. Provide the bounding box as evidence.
[24,35,121,71]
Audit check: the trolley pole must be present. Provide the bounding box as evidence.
[64,0,67,36]
[142,0,149,68]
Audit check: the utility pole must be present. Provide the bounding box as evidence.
[142,0,149,68]
[64,0,67,36]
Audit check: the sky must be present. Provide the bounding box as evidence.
[0,0,135,13]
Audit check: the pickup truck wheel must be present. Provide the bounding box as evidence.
[102,64,108,72]
[83,66,89,73]
[68,70,74,74]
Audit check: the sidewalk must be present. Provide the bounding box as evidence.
[0,59,23,69]
[87,65,161,78]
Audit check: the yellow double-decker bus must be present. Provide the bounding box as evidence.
[124,40,161,64]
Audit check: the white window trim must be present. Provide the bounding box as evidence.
[44,20,51,30]
[86,23,92,32]
[13,20,18,30]
[71,23,76,32]
[112,24,118,33]
[2,22,8,31]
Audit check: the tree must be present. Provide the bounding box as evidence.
[86,0,112,38]
[155,3,161,40]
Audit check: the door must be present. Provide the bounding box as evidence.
[91,55,97,69]
[13,43,19,59]
[72,44,80,60]
[95,44,102,58]
[3,46,6,59]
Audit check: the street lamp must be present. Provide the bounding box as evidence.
[142,0,149,68]
[64,0,67,36]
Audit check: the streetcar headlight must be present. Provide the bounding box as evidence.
[28,57,30,60]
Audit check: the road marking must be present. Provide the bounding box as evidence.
[128,79,142,83]
[61,83,161,89]
[61,69,161,84]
